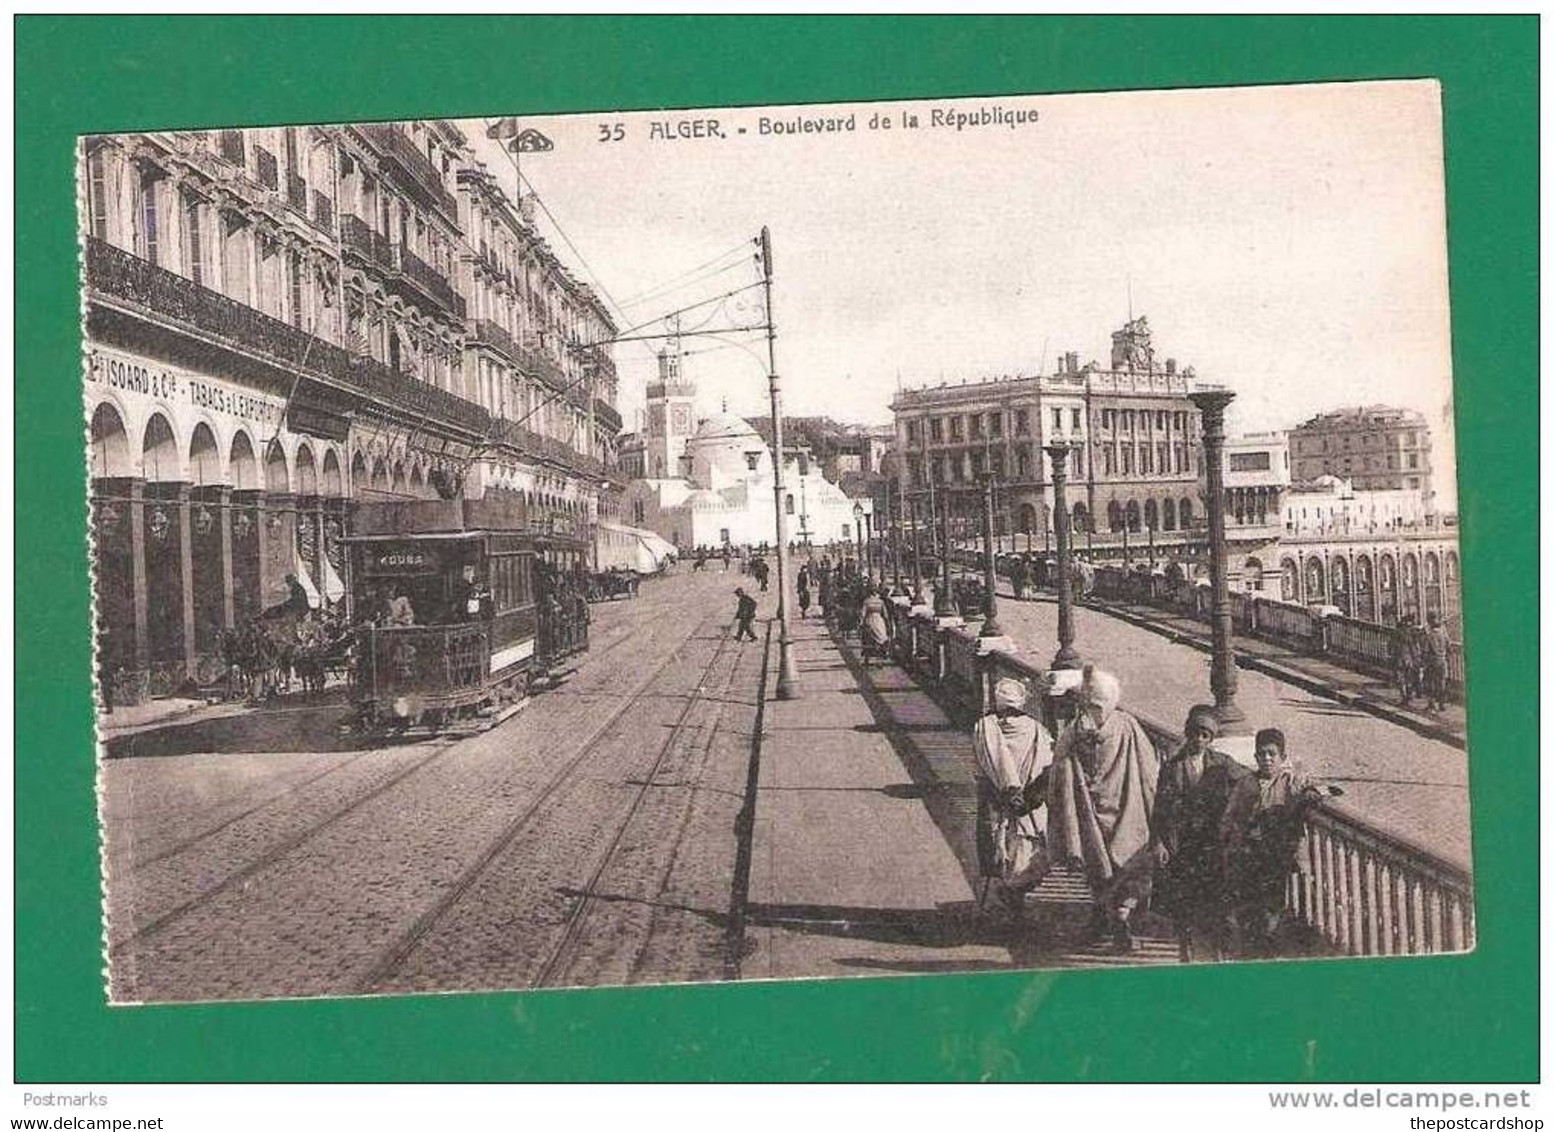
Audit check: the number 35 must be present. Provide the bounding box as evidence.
[597,123,625,143]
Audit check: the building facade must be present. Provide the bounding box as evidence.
[889,317,1204,543]
[1289,406,1433,496]
[82,121,621,700]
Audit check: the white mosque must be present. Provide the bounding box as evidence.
[623,345,870,553]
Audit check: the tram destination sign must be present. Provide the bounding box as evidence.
[362,546,444,576]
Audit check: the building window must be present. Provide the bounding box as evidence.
[1140,445,1152,475]
[1157,442,1168,474]
[906,420,920,444]
[989,413,1002,438]
[137,167,161,265]
[287,251,304,328]
[87,147,110,242]
[1051,408,1062,432]
[1015,409,1029,436]
[1103,446,1115,476]
[1071,408,1081,430]
[182,193,204,286]
[1073,445,1085,476]
[930,418,943,442]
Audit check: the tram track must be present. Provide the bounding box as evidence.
[108,738,456,953]
[529,627,744,989]
[351,608,730,994]
[115,582,703,886]
[107,574,752,1000]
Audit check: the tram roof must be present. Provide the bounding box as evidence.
[343,496,586,545]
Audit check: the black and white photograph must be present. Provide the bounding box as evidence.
[85,80,1471,1005]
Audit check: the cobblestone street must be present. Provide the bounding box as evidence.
[103,570,765,1002]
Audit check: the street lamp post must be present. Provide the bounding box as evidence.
[758,227,800,700]
[931,479,957,617]
[864,511,875,587]
[889,476,904,596]
[852,501,866,583]
[1189,388,1245,731]
[910,494,927,605]
[978,471,1003,638]
[1045,443,1081,670]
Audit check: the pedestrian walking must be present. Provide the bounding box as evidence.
[733,586,759,642]
[973,677,1054,918]
[721,545,732,572]
[1421,613,1450,712]
[1150,705,1241,962]
[797,576,812,619]
[1046,666,1161,952]
[859,584,890,664]
[1220,728,1340,957]
[1395,617,1423,708]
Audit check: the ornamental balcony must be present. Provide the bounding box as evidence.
[592,397,623,435]
[84,237,490,439]
[340,214,394,271]
[470,318,520,361]
[357,122,459,219]
[391,243,459,317]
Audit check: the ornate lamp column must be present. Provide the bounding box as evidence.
[978,471,1003,637]
[1045,443,1081,670]
[852,501,865,580]
[889,475,904,596]
[1189,388,1246,731]
[910,493,927,605]
[932,478,957,617]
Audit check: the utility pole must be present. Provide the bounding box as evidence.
[761,227,800,700]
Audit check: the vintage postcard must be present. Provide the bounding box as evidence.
[85,80,1469,1004]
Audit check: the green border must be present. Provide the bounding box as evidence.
[15,15,1537,1083]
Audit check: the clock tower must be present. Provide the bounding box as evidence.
[644,339,697,479]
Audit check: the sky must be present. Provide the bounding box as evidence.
[455,79,1457,505]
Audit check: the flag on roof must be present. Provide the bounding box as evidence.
[486,117,521,140]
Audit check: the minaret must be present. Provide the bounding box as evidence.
[643,330,696,479]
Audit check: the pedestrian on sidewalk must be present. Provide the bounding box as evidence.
[973,677,1054,918]
[1046,666,1160,952]
[733,587,759,642]
[797,575,812,619]
[1395,617,1424,708]
[1421,614,1450,713]
[1220,728,1341,957]
[1150,705,1241,963]
[859,585,890,664]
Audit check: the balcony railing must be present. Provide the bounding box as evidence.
[880,602,1473,959]
[592,398,623,435]
[358,123,458,218]
[85,237,489,439]
[255,146,279,190]
[392,244,458,316]
[471,319,519,360]
[286,171,308,213]
[340,214,393,270]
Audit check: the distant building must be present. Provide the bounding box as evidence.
[890,316,1203,540]
[1218,430,1291,547]
[1289,406,1432,496]
[1282,475,1433,536]
[623,345,868,551]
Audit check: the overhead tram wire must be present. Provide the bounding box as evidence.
[615,243,755,309]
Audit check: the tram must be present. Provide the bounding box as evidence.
[343,495,591,733]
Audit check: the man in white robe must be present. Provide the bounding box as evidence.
[972,677,1054,916]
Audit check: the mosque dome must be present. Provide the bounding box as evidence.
[686,411,772,488]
